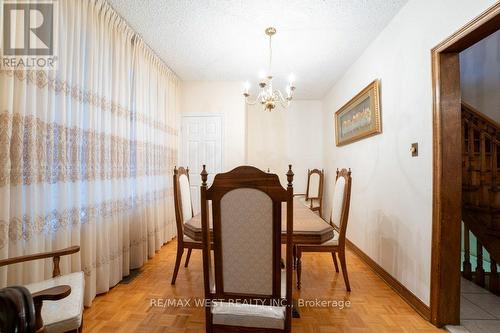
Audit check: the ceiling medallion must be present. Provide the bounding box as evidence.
[243,27,296,112]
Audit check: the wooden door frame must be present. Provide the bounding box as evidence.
[430,3,500,327]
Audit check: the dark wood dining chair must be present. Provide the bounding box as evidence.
[295,168,352,291]
[296,169,324,218]
[171,166,203,285]
[200,165,294,333]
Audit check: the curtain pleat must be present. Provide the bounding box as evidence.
[0,0,179,306]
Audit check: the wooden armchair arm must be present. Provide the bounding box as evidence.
[32,285,71,302]
[32,285,71,332]
[0,246,80,278]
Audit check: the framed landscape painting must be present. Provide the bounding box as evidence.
[335,79,381,146]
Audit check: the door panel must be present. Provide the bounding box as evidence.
[181,116,223,214]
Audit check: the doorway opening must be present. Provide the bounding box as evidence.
[430,2,500,328]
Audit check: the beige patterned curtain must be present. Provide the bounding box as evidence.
[0,0,179,306]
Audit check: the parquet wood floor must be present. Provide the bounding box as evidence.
[83,241,443,332]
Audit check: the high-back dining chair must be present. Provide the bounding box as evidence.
[296,169,324,217]
[295,168,352,291]
[200,165,294,332]
[171,166,203,285]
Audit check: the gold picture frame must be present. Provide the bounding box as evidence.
[335,79,381,146]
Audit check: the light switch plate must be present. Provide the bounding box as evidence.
[411,143,418,157]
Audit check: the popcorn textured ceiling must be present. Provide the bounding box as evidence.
[108,0,408,99]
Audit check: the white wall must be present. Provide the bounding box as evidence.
[321,0,497,306]
[460,30,500,124]
[180,82,323,192]
[247,100,323,192]
[286,101,324,192]
[180,81,246,170]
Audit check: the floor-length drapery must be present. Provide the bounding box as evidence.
[0,0,179,306]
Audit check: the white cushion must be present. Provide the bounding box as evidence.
[179,174,193,222]
[212,301,285,330]
[331,177,346,227]
[307,173,321,198]
[24,272,84,333]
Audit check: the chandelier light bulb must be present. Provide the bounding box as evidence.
[243,81,250,96]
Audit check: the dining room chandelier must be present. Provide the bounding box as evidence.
[243,27,296,112]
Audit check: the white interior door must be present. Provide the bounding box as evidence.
[181,115,223,214]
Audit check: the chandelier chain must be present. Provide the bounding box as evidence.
[269,34,272,75]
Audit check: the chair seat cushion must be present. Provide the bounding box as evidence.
[211,301,285,329]
[183,234,200,243]
[24,272,84,333]
[320,230,339,246]
[298,197,320,209]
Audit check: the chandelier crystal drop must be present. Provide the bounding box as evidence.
[243,27,296,112]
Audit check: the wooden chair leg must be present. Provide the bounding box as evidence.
[184,248,192,268]
[338,250,351,291]
[171,246,184,285]
[331,252,339,273]
[293,245,297,269]
[296,249,302,289]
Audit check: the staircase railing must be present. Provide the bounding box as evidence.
[462,222,500,294]
[461,102,500,295]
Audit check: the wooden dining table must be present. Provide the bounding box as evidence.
[184,197,334,244]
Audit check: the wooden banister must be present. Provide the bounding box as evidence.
[463,225,472,280]
[490,259,499,294]
[461,102,500,294]
[462,101,500,232]
[462,102,500,129]
[475,241,485,287]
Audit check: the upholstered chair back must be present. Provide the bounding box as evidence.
[305,169,324,200]
[200,165,294,310]
[173,167,194,240]
[178,174,193,222]
[220,188,273,294]
[330,168,352,246]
